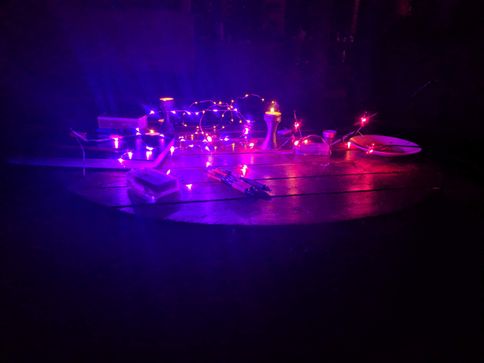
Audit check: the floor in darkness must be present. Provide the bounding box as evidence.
[1,162,481,362]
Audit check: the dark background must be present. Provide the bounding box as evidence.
[1,0,482,361]
[1,0,481,152]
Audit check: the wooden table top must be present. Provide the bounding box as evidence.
[68,144,442,225]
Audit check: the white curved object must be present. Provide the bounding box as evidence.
[350,135,422,156]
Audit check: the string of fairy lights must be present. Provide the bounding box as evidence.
[71,92,374,167]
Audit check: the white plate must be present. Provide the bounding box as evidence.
[349,135,422,156]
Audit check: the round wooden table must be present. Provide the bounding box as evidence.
[69,144,442,225]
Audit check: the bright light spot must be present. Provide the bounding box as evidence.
[246,119,251,124]
[303,139,309,145]
[135,128,141,136]
[361,117,367,124]
[204,146,211,152]
[160,133,165,138]
[294,122,300,129]
[171,110,176,114]
[170,146,175,156]
[223,136,230,142]
[205,161,212,168]
[234,108,238,112]
[145,150,153,160]
[127,151,133,160]
[244,93,249,97]
[117,157,124,164]
[249,142,255,149]
[218,101,222,105]
[149,110,155,115]
[347,141,351,149]
[206,135,213,143]
[240,164,248,177]
[195,112,199,115]
[244,127,250,135]
[213,109,218,112]
[146,146,154,151]
[149,129,155,134]
[186,111,191,115]
[185,184,193,191]
[294,140,300,146]
[113,137,119,149]
[166,169,171,175]
[270,107,275,113]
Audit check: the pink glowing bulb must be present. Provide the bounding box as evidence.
[113,137,119,149]
[166,169,171,175]
[135,128,141,136]
[169,146,175,156]
[303,139,309,145]
[145,150,153,160]
[243,127,250,135]
[149,129,155,134]
[205,161,212,168]
[360,116,368,125]
[186,111,191,115]
[347,141,351,149]
[223,136,230,142]
[149,110,155,115]
[117,157,124,164]
[249,142,255,149]
[185,184,193,191]
[294,122,300,129]
[240,164,248,177]
[206,135,213,143]
[146,146,154,151]
[127,151,133,160]
[171,110,176,114]
[294,140,300,146]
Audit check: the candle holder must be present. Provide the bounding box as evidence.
[160,97,175,133]
[322,129,337,154]
[261,111,282,150]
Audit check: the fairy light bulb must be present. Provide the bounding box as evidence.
[127,151,133,160]
[113,137,119,149]
[240,164,248,177]
[170,146,175,156]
